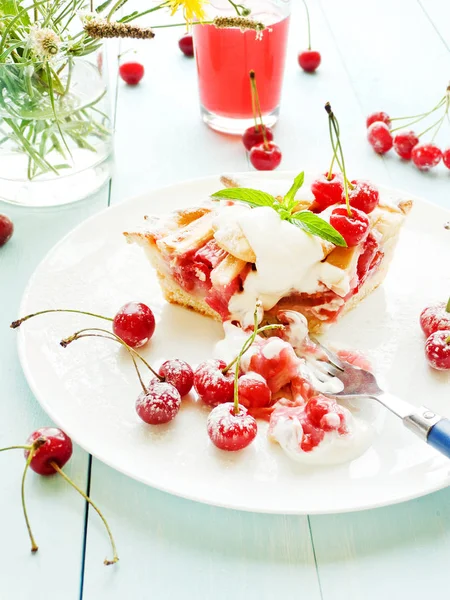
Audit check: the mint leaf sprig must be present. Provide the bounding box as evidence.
[211,171,347,247]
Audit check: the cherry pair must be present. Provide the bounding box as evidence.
[311,103,380,247]
[242,71,282,171]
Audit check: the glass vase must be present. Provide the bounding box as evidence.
[0,56,113,207]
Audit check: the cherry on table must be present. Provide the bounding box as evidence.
[158,359,194,396]
[238,372,272,410]
[330,206,370,247]
[207,402,257,451]
[347,180,379,214]
[367,122,393,154]
[310,172,344,211]
[0,214,14,246]
[1,427,118,564]
[194,359,234,406]
[249,141,282,171]
[25,427,72,476]
[242,125,274,152]
[393,131,419,160]
[178,34,194,56]
[366,111,391,129]
[112,301,155,348]
[136,381,181,425]
[420,299,450,337]
[425,330,450,370]
[411,143,442,170]
[298,50,321,73]
[119,62,145,85]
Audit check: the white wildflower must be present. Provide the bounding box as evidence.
[29,26,61,61]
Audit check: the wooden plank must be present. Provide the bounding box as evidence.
[82,5,321,599]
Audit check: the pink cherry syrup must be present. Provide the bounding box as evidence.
[193,9,290,132]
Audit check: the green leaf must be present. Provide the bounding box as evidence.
[211,188,275,208]
[289,211,347,247]
[283,171,305,210]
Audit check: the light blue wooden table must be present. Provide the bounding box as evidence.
[2,1,450,598]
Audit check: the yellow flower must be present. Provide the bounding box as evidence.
[168,0,207,23]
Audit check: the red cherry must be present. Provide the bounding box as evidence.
[411,143,442,170]
[178,34,194,57]
[298,50,321,73]
[367,122,393,154]
[194,359,234,406]
[443,149,450,169]
[158,359,194,396]
[310,172,344,211]
[425,330,450,371]
[119,62,144,85]
[393,131,419,160]
[249,142,282,171]
[112,302,155,348]
[242,125,274,151]
[366,112,391,129]
[347,180,379,214]
[0,214,14,246]
[305,395,346,432]
[24,428,72,476]
[330,206,370,247]
[136,382,181,424]
[238,372,272,410]
[207,403,257,451]
[420,300,450,337]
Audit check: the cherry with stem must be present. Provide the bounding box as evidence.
[0,432,118,565]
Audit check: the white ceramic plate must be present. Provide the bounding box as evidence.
[17,172,450,514]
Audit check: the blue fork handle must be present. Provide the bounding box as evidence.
[403,407,450,459]
[427,420,450,459]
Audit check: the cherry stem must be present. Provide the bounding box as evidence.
[249,70,267,145]
[446,297,450,313]
[66,332,148,393]
[10,309,113,329]
[301,0,312,50]
[0,445,32,452]
[21,439,45,553]
[51,462,119,566]
[390,96,446,132]
[325,102,353,217]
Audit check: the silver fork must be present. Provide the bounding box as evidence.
[311,337,450,459]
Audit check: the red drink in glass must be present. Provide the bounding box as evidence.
[193,1,291,133]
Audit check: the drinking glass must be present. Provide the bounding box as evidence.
[193,0,291,134]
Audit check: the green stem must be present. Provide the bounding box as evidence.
[51,462,119,565]
[46,63,72,159]
[60,327,162,383]
[21,446,39,553]
[11,308,113,329]
[326,103,352,216]
[0,445,32,452]
[249,71,267,146]
[119,2,170,23]
[390,97,446,134]
[301,0,311,49]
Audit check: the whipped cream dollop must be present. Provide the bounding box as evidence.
[213,205,350,327]
[270,409,374,466]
